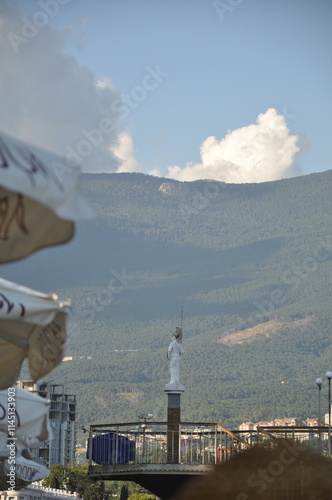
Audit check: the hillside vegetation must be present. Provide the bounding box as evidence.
[2,170,332,428]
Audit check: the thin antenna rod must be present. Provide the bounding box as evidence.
[180,306,183,331]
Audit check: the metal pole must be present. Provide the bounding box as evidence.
[316,378,323,454]
[214,425,217,465]
[88,426,93,467]
[318,383,322,453]
[115,425,119,464]
[326,372,332,458]
[142,424,146,462]
[329,379,331,458]
[318,385,321,426]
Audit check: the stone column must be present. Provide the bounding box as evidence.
[165,384,185,464]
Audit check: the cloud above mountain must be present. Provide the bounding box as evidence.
[167,108,304,183]
[0,2,306,183]
[0,1,131,173]
[113,131,142,173]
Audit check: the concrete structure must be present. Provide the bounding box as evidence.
[164,385,185,464]
[16,381,78,468]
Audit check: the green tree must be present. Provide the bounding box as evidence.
[42,464,66,489]
[43,463,108,500]
[65,463,87,493]
[65,463,106,499]
[120,484,129,500]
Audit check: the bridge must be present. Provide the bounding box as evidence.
[87,421,250,499]
[86,421,329,499]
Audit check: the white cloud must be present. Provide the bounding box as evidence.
[167,108,304,183]
[148,168,161,177]
[113,131,142,173]
[0,1,137,173]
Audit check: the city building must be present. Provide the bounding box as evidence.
[16,381,78,468]
[0,482,79,499]
[238,421,273,431]
[239,417,322,430]
[273,418,302,426]
[238,422,256,431]
[303,418,319,427]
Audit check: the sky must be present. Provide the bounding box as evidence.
[0,0,331,183]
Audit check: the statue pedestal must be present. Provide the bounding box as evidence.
[164,384,185,464]
[164,383,186,393]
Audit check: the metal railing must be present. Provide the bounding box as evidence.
[239,425,331,455]
[87,421,251,467]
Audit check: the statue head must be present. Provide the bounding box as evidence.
[174,327,182,343]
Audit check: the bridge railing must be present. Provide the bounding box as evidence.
[238,426,330,455]
[87,421,251,466]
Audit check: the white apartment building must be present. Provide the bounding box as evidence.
[16,381,78,468]
[0,482,79,499]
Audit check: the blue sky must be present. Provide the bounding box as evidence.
[1,0,331,182]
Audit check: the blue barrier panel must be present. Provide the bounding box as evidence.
[87,433,135,465]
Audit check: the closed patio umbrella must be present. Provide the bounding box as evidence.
[0,386,51,459]
[0,277,70,389]
[0,131,93,264]
[0,455,50,491]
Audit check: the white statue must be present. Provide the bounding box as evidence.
[167,327,184,385]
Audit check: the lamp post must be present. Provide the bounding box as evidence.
[316,377,323,453]
[138,413,153,462]
[326,371,332,458]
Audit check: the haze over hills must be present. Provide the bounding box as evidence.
[2,170,332,428]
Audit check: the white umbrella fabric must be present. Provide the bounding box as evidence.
[0,455,50,491]
[0,132,94,264]
[0,387,51,458]
[0,277,70,389]
[0,431,46,460]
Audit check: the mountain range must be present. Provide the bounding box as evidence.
[2,170,332,429]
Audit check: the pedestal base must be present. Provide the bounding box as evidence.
[164,383,185,393]
[165,385,185,464]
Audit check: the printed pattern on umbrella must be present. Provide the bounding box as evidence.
[0,132,94,264]
[0,278,70,390]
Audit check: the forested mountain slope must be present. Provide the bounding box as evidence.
[2,170,332,428]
